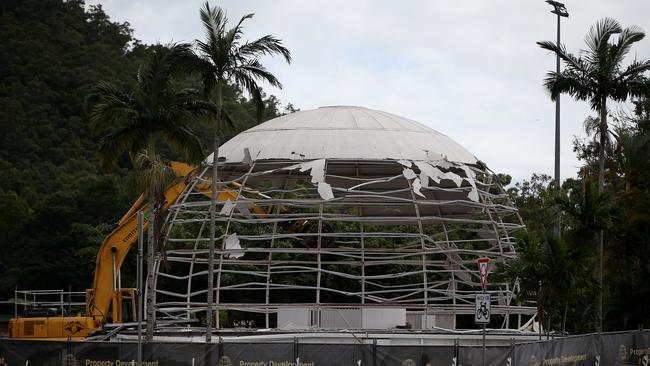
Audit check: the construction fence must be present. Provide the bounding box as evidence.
[1,330,649,365]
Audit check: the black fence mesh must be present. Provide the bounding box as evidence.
[1,330,649,366]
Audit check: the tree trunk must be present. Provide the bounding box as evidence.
[598,98,606,192]
[145,190,156,341]
[206,81,223,342]
[596,96,607,333]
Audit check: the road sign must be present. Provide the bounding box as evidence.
[477,257,490,290]
[475,293,491,324]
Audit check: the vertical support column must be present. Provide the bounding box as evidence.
[354,162,366,305]
[265,169,293,328]
[215,162,257,329]
[431,185,455,329]
[360,222,366,305]
[265,219,279,328]
[315,194,324,312]
[405,176,429,328]
[186,213,209,320]
[162,165,209,321]
[315,161,327,322]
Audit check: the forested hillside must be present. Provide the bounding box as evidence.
[0,0,288,297]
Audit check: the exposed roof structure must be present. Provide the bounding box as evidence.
[155,106,533,331]
[211,106,478,164]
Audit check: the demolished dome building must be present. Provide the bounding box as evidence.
[155,106,535,331]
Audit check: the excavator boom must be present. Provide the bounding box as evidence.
[10,162,267,339]
[89,162,265,322]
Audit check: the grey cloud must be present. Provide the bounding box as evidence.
[89,0,650,183]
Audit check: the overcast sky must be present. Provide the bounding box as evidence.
[88,0,650,183]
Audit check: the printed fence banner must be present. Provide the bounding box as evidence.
[1,330,649,366]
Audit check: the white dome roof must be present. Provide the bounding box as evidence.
[215,106,478,164]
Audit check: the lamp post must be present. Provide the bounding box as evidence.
[545,0,568,236]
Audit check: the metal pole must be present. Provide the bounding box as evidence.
[482,323,486,366]
[547,0,568,237]
[554,11,561,188]
[137,211,144,366]
[482,285,486,366]
[552,11,562,239]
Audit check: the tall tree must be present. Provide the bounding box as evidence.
[498,231,587,334]
[192,1,291,340]
[88,43,213,340]
[538,18,650,331]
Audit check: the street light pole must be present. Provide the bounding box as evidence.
[546,0,568,236]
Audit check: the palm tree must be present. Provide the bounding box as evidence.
[538,18,650,331]
[498,232,584,334]
[192,1,291,340]
[88,43,214,340]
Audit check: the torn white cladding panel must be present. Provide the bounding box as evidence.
[224,233,244,259]
[284,158,326,183]
[156,106,533,332]
[317,182,334,200]
[411,177,425,198]
[461,165,480,202]
[219,199,235,216]
[402,168,417,180]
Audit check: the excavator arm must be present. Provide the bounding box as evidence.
[9,161,270,339]
[87,162,267,324]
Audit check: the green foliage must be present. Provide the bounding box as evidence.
[88,43,215,170]
[497,231,594,333]
[505,96,650,333]
[507,173,559,234]
[538,18,650,111]
[0,0,289,300]
[193,1,291,121]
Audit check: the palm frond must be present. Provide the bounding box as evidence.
[159,126,205,164]
[192,2,290,126]
[620,78,650,101]
[88,81,138,134]
[584,18,621,59]
[238,35,292,64]
[221,109,237,129]
[537,41,590,74]
[543,70,595,104]
[133,150,177,195]
[616,59,650,82]
[232,69,265,121]
[200,2,226,52]
[225,13,254,48]
[96,125,147,171]
[610,25,645,66]
[236,59,283,88]
[89,39,214,172]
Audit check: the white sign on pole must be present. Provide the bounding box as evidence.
[474,293,491,324]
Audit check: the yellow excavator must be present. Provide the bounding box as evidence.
[8,162,267,340]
